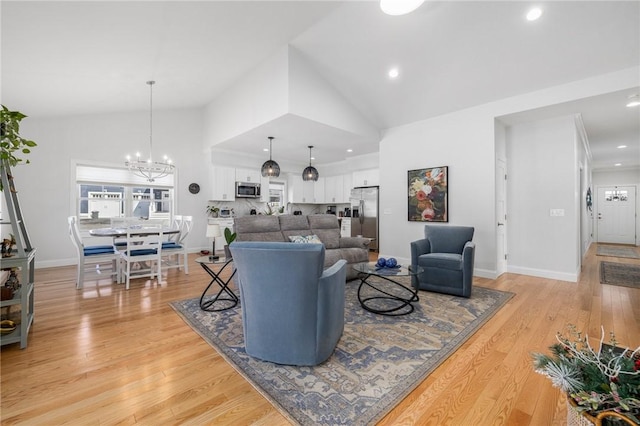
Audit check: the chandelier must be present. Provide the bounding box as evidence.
[261,136,280,177]
[125,81,174,182]
[302,145,319,181]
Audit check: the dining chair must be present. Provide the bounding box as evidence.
[168,215,183,242]
[161,215,191,274]
[119,224,164,290]
[67,216,119,289]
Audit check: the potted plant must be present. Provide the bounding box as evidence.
[223,227,236,259]
[532,324,640,425]
[206,205,220,218]
[1,105,37,190]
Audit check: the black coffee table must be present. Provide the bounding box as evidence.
[353,262,422,316]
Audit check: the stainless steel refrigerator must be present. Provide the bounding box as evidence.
[350,186,379,251]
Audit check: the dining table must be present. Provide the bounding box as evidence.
[88,225,180,238]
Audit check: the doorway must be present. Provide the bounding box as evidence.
[596,185,637,244]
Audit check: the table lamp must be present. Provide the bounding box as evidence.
[206,224,222,260]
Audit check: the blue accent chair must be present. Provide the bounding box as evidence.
[410,225,475,298]
[230,241,347,366]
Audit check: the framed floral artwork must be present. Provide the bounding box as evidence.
[408,166,448,222]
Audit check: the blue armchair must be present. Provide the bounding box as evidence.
[410,225,475,298]
[230,241,347,366]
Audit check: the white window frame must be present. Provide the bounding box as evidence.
[71,160,177,231]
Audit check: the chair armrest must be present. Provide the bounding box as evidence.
[320,259,347,281]
[339,237,370,250]
[410,238,431,265]
[462,241,476,274]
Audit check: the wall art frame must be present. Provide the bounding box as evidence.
[408,166,448,222]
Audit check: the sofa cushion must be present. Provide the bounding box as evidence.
[235,215,280,233]
[279,215,310,230]
[312,229,341,249]
[338,247,369,265]
[308,214,341,249]
[307,214,339,229]
[235,216,285,242]
[323,248,343,270]
[419,253,463,271]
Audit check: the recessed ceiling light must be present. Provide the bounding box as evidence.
[626,94,640,107]
[347,149,353,153]
[526,7,543,21]
[615,163,622,167]
[388,68,399,79]
[617,145,628,149]
[263,148,269,152]
[380,0,424,16]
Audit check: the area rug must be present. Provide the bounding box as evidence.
[600,261,640,288]
[170,277,513,426]
[596,245,640,259]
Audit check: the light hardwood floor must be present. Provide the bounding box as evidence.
[1,245,639,425]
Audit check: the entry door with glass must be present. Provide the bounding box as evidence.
[596,186,636,244]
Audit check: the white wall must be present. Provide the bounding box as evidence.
[13,108,210,268]
[203,46,290,148]
[506,116,579,281]
[380,109,496,277]
[377,67,638,280]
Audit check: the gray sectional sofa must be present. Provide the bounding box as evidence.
[233,214,370,280]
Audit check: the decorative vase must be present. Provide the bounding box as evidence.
[224,245,232,260]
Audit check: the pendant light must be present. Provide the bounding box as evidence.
[302,145,319,181]
[261,136,280,177]
[125,81,175,182]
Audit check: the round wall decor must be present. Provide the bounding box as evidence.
[188,183,200,194]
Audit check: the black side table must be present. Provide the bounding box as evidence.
[195,256,238,311]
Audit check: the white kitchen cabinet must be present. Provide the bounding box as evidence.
[235,168,261,183]
[324,175,344,204]
[288,174,319,203]
[211,166,236,201]
[352,169,379,187]
[342,173,353,202]
[313,177,325,204]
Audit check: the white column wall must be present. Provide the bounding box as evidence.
[506,116,578,280]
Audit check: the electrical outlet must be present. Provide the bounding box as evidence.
[549,209,565,217]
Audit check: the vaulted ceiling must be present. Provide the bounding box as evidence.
[2,1,639,169]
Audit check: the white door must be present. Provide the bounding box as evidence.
[496,159,507,276]
[596,186,636,244]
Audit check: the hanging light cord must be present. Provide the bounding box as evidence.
[269,137,273,160]
[147,80,155,162]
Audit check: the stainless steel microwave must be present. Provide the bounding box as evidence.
[235,182,261,198]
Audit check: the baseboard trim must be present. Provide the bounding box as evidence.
[507,265,578,283]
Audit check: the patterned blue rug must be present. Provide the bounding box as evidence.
[170,277,513,425]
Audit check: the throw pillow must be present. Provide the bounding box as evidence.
[288,235,322,244]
